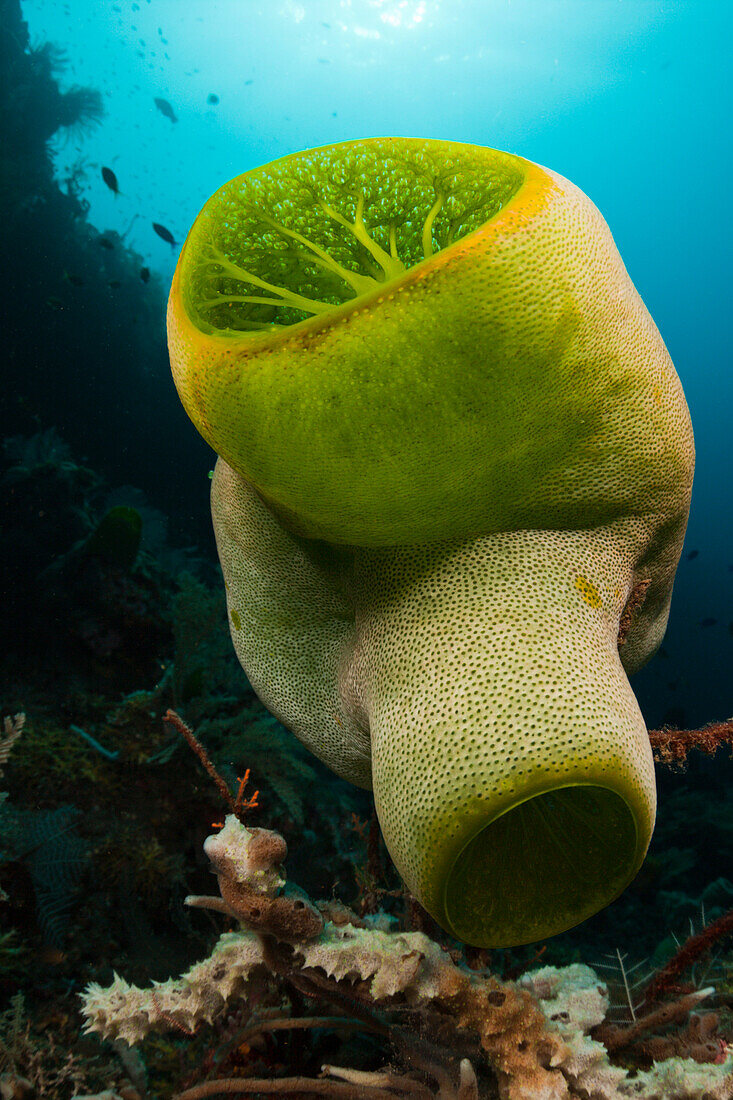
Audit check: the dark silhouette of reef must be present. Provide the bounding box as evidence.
[0,433,372,1097]
[0,0,213,554]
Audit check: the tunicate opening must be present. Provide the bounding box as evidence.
[444,785,639,947]
[181,139,525,335]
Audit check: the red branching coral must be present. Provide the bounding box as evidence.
[648,718,733,767]
[643,907,733,1005]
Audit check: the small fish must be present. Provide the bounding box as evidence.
[108,279,121,288]
[207,93,219,105]
[101,166,121,195]
[244,79,253,85]
[139,266,150,283]
[700,617,718,628]
[686,549,699,560]
[98,236,115,249]
[46,296,64,310]
[154,96,177,123]
[152,221,177,247]
[63,271,85,286]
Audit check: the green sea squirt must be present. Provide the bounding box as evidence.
[167,137,694,947]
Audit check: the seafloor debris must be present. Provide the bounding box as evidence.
[81,798,733,1099]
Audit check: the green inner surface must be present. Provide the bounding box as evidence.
[445,786,638,947]
[183,139,525,334]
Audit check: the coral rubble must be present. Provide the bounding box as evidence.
[81,813,733,1099]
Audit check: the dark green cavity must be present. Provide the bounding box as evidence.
[445,786,638,946]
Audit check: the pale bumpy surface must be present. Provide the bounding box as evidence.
[213,469,662,943]
[354,522,661,941]
[212,460,371,787]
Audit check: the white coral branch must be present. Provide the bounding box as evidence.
[0,713,25,776]
[79,818,733,1099]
